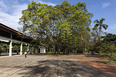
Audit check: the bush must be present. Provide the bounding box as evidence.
[96,42,116,61]
[107,52,116,61]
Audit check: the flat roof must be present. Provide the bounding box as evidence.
[0,23,33,40]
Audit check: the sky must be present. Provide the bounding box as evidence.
[0,0,116,34]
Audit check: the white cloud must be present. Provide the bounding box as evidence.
[111,25,116,29]
[0,0,56,31]
[0,4,27,30]
[38,0,56,6]
[30,0,57,6]
[102,3,110,8]
[91,5,99,8]
[0,0,9,12]
[0,1,7,8]
[0,0,27,30]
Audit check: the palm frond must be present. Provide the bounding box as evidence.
[102,24,108,30]
[94,20,99,23]
[94,24,99,29]
[100,18,105,24]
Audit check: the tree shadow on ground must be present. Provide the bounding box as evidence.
[18,59,114,77]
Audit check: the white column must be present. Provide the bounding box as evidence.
[20,43,23,55]
[44,47,46,53]
[27,44,29,54]
[29,46,31,54]
[37,46,39,54]
[23,47,24,54]
[9,33,12,56]
[32,46,34,54]
[34,46,35,54]
[29,47,32,54]
[35,47,37,54]
[9,40,12,56]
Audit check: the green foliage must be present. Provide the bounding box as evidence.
[88,32,116,61]
[107,52,116,61]
[94,42,116,61]
[93,18,108,42]
[0,44,8,53]
[102,33,116,43]
[96,42,115,53]
[101,61,116,65]
[19,0,93,54]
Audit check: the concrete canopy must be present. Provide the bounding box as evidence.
[0,23,40,56]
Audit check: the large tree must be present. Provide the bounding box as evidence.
[19,0,93,54]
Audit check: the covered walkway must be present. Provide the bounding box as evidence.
[0,23,41,56]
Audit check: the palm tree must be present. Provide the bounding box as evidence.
[93,18,108,41]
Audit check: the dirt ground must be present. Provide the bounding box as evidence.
[49,54,116,77]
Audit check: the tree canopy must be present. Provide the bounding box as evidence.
[19,0,93,54]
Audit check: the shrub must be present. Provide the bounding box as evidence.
[96,42,116,61]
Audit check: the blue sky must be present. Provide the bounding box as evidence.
[0,0,116,34]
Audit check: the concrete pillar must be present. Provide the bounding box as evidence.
[20,43,23,55]
[35,46,37,54]
[33,46,35,54]
[27,44,29,54]
[9,40,12,56]
[9,33,12,56]
[32,46,34,54]
[29,46,31,54]
[23,47,24,54]
[37,46,38,54]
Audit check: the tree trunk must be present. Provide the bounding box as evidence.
[83,50,84,53]
[98,27,101,42]
[67,49,70,54]
[75,48,78,54]
[65,48,67,55]
[63,50,65,54]
[65,47,69,54]
[57,48,61,55]
[66,50,69,54]
[46,47,48,55]
[52,44,56,55]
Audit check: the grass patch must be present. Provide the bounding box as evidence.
[83,52,91,54]
[48,51,52,53]
[101,61,116,65]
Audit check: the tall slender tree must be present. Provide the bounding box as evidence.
[93,18,108,41]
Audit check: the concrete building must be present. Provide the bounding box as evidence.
[0,23,40,56]
[40,46,46,53]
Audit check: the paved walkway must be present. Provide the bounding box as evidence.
[0,55,114,77]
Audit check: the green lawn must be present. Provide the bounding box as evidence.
[101,61,116,65]
[48,51,52,53]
